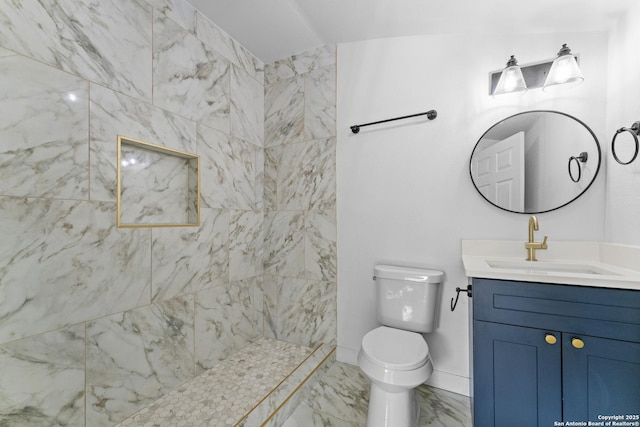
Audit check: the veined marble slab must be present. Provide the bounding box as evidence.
[264,146,279,210]
[89,83,196,202]
[265,276,337,347]
[147,0,196,33]
[265,45,336,85]
[255,147,265,209]
[0,197,151,344]
[194,279,262,371]
[197,125,257,210]
[0,0,152,101]
[153,13,230,133]
[151,208,229,302]
[305,210,337,282]
[416,385,473,427]
[0,324,85,426]
[195,11,236,64]
[232,41,264,83]
[231,64,264,147]
[267,138,336,211]
[305,65,337,140]
[264,211,305,278]
[265,75,305,148]
[229,210,264,282]
[0,51,89,200]
[302,361,370,425]
[196,11,264,81]
[86,295,195,427]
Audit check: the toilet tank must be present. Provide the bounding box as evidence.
[373,265,443,333]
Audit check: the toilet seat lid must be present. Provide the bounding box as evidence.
[361,326,429,371]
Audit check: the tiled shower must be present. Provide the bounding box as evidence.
[0,0,336,425]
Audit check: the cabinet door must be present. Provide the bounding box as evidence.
[563,334,640,422]
[473,320,562,427]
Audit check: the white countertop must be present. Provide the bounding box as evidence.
[462,240,640,291]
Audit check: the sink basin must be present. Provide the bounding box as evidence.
[486,259,621,276]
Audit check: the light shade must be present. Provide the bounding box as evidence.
[543,44,583,91]
[493,55,527,96]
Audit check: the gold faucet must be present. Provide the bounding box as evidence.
[525,215,548,261]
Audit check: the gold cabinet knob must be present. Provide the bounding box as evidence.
[572,338,585,349]
[545,334,557,345]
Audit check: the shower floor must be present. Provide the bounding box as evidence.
[116,337,316,427]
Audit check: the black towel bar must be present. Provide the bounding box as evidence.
[350,110,437,134]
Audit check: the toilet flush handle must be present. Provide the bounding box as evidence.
[450,285,472,311]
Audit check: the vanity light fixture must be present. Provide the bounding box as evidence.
[542,44,584,91]
[492,55,527,96]
[489,43,583,96]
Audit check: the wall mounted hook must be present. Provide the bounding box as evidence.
[450,285,472,311]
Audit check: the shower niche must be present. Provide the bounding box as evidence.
[117,135,200,228]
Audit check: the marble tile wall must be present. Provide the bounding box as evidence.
[0,0,338,424]
[86,296,196,426]
[0,0,266,425]
[263,45,338,348]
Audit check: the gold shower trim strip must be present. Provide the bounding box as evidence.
[233,344,336,426]
[260,346,336,426]
[116,135,200,228]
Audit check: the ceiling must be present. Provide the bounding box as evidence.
[187,0,636,64]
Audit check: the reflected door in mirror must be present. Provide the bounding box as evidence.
[471,131,525,212]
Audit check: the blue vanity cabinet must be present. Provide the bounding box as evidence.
[562,333,640,421]
[473,320,562,426]
[472,278,640,427]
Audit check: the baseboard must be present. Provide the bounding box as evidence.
[425,369,470,397]
[336,345,359,366]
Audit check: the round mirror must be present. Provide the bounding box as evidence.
[469,110,601,214]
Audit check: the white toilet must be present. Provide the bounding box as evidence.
[358,264,443,427]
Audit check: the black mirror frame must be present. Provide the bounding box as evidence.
[469,110,602,214]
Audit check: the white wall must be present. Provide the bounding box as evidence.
[605,2,640,244]
[336,31,609,395]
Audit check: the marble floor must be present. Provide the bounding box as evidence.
[113,338,471,427]
[283,362,472,427]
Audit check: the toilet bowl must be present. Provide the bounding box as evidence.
[359,265,443,427]
[358,326,433,427]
